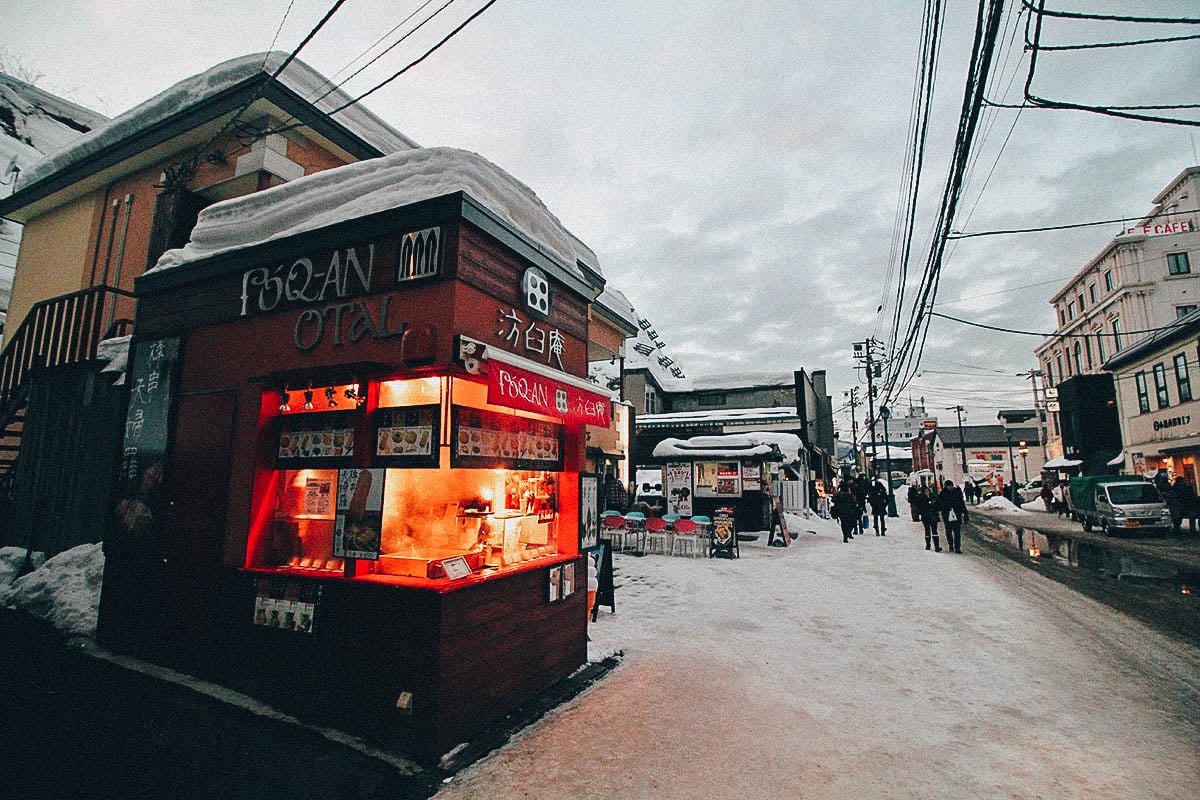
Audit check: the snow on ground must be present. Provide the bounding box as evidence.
[0,543,101,637]
[437,501,1200,799]
[979,494,1027,513]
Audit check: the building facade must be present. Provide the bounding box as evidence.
[1035,167,1200,459]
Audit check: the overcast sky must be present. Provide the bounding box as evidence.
[4,0,1199,440]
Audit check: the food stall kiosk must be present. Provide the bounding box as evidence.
[97,150,610,762]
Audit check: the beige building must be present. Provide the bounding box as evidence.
[1035,166,1200,459]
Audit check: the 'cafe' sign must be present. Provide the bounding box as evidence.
[1124,219,1195,237]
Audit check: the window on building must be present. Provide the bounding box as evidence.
[1104,270,1114,291]
[1168,252,1191,275]
[1078,293,1085,311]
[1178,304,1199,319]
[1096,329,1106,362]
[1073,341,1084,374]
[1058,353,1067,378]
[644,386,658,415]
[1044,361,1054,386]
[1112,318,1123,351]
[697,393,726,407]
[1136,372,1150,413]
[1154,363,1170,409]
[1059,308,1067,327]
[1089,284,1098,303]
[1175,353,1192,402]
[1084,335,1093,370]
[1067,301,1076,319]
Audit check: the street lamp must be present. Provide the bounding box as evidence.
[1005,430,1020,506]
[880,405,898,517]
[1018,440,1029,485]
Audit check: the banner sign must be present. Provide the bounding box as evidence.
[487,360,610,427]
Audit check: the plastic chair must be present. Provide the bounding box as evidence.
[644,517,671,554]
[690,515,712,556]
[602,514,631,551]
[662,514,681,530]
[670,518,701,557]
[601,509,623,518]
[624,511,646,552]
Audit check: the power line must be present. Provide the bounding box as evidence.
[947,207,1197,238]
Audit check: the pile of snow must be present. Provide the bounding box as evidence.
[0,542,104,637]
[97,335,131,385]
[979,495,1027,514]
[0,545,45,584]
[151,147,598,281]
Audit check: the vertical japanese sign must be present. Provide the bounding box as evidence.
[113,338,180,545]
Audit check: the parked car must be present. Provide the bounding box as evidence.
[1017,477,1044,504]
[1067,475,1172,536]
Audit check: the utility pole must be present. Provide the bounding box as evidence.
[853,339,885,477]
[1020,369,1048,460]
[844,387,860,474]
[948,404,967,480]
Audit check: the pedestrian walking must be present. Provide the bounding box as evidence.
[868,478,888,536]
[1172,476,1197,535]
[851,475,869,535]
[1039,481,1053,512]
[914,484,942,551]
[830,482,860,543]
[907,483,921,521]
[939,479,968,554]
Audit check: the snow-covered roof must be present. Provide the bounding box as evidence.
[637,406,800,428]
[592,285,639,334]
[688,372,796,391]
[0,73,107,193]
[651,432,803,463]
[15,52,414,192]
[149,147,600,286]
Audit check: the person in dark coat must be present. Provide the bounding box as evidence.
[830,483,860,543]
[907,484,920,521]
[867,479,888,536]
[1172,476,1197,534]
[1158,473,1182,535]
[602,470,628,514]
[915,485,942,551]
[939,479,968,554]
[850,475,869,535]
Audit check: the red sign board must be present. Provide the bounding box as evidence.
[487,361,611,427]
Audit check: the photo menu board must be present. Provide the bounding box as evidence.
[373,405,439,468]
[450,405,563,471]
[276,409,357,468]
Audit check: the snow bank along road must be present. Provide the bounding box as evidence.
[435,510,1200,799]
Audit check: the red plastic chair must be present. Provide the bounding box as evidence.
[670,518,701,557]
[644,517,671,554]
[602,514,631,550]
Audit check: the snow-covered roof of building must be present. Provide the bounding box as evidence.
[149,147,600,287]
[593,285,639,334]
[637,406,801,430]
[0,73,107,192]
[652,432,803,463]
[688,372,796,391]
[16,52,414,191]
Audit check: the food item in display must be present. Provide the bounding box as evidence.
[348,471,373,522]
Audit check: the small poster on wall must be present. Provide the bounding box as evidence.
[579,474,599,550]
[664,462,693,515]
[333,468,385,560]
[303,477,335,518]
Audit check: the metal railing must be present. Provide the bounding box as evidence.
[0,286,135,423]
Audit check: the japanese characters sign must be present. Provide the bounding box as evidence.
[487,361,611,427]
[114,337,180,542]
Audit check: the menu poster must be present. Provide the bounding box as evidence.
[664,462,693,516]
[579,474,599,551]
[450,405,563,471]
[374,405,439,467]
[252,577,318,634]
[277,409,357,468]
[113,337,181,548]
[548,565,563,602]
[333,468,385,560]
[303,477,335,518]
[741,463,762,492]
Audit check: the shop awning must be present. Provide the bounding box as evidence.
[1158,434,1200,455]
[457,335,612,427]
[1042,457,1084,469]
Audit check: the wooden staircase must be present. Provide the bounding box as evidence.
[0,286,134,487]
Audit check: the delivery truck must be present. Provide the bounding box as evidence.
[1067,475,1172,536]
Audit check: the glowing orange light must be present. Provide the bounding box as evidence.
[1028,547,1041,558]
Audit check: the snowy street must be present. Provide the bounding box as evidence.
[435,503,1200,799]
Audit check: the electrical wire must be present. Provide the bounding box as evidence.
[948,207,1198,238]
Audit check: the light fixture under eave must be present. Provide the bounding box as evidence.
[325,387,338,408]
[303,387,315,410]
[279,388,291,412]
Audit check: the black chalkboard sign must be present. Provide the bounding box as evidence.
[591,543,614,621]
[112,337,181,548]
